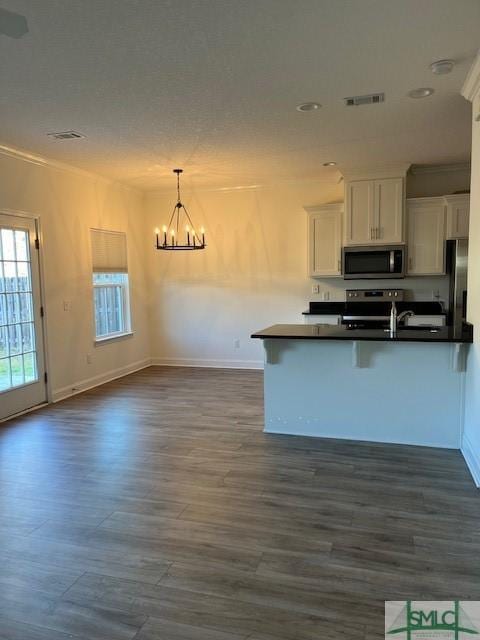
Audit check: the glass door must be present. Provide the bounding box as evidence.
[0,213,46,420]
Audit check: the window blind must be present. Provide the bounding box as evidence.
[91,229,128,273]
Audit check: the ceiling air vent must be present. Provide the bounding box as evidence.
[344,93,385,107]
[47,131,85,140]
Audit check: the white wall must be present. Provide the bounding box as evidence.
[462,57,480,485]
[145,171,460,368]
[0,149,151,401]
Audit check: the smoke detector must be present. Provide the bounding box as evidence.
[344,92,385,107]
[47,131,85,140]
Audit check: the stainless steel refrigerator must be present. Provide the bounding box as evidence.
[447,238,468,337]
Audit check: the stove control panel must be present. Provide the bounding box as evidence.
[346,289,405,302]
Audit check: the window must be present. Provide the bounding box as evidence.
[91,229,131,341]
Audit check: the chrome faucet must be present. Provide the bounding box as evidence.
[390,301,415,337]
[389,301,397,337]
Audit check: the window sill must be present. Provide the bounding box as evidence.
[94,332,134,346]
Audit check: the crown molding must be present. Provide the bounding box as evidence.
[409,162,471,175]
[462,50,480,102]
[0,142,141,193]
[304,202,343,214]
[340,163,411,182]
[406,196,446,206]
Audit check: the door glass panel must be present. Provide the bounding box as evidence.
[0,226,39,391]
[4,262,17,292]
[0,358,11,391]
[15,230,28,261]
[10,354,24,387]
[1,229,15,260]
[8,324,22,355]
[21,322,35,352]
[23,352,37,384]
[17,261,31,291]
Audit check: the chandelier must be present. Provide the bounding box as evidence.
[155,169,206,251]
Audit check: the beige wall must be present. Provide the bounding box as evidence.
[145,180,342,366]
[0,150,150,400]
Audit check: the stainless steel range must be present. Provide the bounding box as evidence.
[343,289,405,329]
[342,288,447,330]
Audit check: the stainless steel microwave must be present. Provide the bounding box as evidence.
[342,245,406,279]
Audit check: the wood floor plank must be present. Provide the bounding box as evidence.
[132,617,247,640]
[0,365,478,640]
[0,615,90,640]
[63,572,365,640]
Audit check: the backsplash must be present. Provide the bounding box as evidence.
[310,275,450,309]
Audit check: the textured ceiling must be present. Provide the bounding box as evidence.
[1,0,479,190]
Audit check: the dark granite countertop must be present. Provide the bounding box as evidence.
[251,323,473,343]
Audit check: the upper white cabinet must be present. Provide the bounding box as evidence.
[306,203,343,277]
[407,198,446,276]
[345,181,375,245]
[445,194,470,239]
[344,177,404,245]
[375,178,404,244]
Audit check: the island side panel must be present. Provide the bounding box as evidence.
[262,339,464,448]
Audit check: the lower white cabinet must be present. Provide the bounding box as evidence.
[406,198,446,275]
[306,203,343,277]
[445,194,470,239]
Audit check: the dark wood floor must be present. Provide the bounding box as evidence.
[0,366,479,640]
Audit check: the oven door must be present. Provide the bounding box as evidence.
[343,246,405,279]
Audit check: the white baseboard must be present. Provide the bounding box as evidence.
[51,358,152,403]
[461,434,480,488]
[151,357,264,370]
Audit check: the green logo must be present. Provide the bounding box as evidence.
[386,601,479,639]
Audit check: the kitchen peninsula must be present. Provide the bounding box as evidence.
[251,323,472,448]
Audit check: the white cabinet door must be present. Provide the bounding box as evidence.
[375,178,404,243]
[445,194,470,239]
[407,199,446,275]
[345,181,375,245]
[307,204,342,277]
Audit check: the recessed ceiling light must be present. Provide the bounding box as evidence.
[408,87,435,99]
[323,161,337,166]
[296,102,321,112]
[430,59,455,75]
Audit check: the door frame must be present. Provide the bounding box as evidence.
[0,208,52,415]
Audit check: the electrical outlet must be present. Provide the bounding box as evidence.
[432,290,440,300]
[311,284,320,294]
[86,354,92,364]
[63,300,71,312]
[234,339,240,349]
[323,291,330,301]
